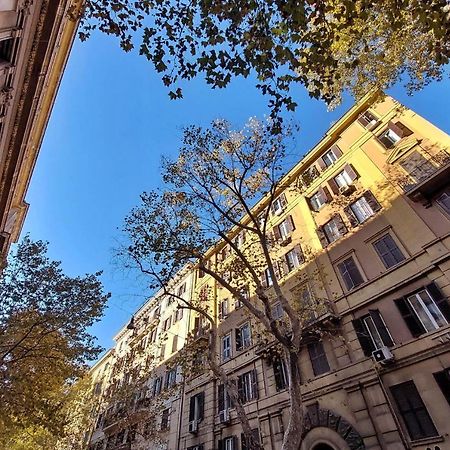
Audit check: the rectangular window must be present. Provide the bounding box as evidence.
[177,283,186,297]
[275,215,295,241]
[189,392,205,422]
[237,370,258,403]
[273,358,289,391]
[165,368,177,388]
[322,215,347,244]
[222,334,232,361]
[358,110,378,129]
[337,256,364,291]
[219,299,229,319]
[262,268,273,288]
[309,187,330,211]
[352,310,394,356]
[152,376,163,396]
[378,127,402,148]
[390,381,438,440]
[233,231,246,248]
[150,328,157,343]
[433,368,450,406]
[307,341,330,376]
[334,169,353,188]
[322,148,339,167]
[436,191,450,216]
[160,408,170,430]
[236,323,252,351]
[284,245,304,272]
[218,384,232,413]
[271,193,287,215]
[171,335,178,353]
[350,196,375,223]
[373,234,405,268]
[299,165,319,187]
[163,317,171,331]
[271,302,284,320]
[395,283,450,337]
[218,437,237,450]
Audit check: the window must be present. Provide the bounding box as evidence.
[390,381,438,440]
[0,38,14,67]
[319,214,347,246]
[271,302,284,320]
[284,245,304,272]
[307,341,330,376]
[222,334,232,361]
[233,231,246,248]
[159,344,166,359]
[352,310,394,356]
[433,368,450,406]
[395,283,450,336]
[236,323,252,351]
[309,187,331,211]
[436,191,450,216]
[320,146,342,168]
[274,215,295,241]
[219,299,229,319]
[234,286,249,309]
[171,335,178,353]
[337,256,364,291]
[273,358,289,391]
[218,436,238,450]
[358,110,378,129]
[299,165,320,187]
[188,445,204,450]
[161,408,170,430]
[334,170,353,188]
[373,234,405,268]
[163,316,171,331]
[177,283,186,297]
[271,193,287,215]
[174,307,183,322]
[332,164,358,190]
[237,370,258,403]
[377,121,412,149]
[346,191,381,225]
[165,368,177,388]
[152,376,163,396]
[189,392,205,423]
[150,328,157,343]
[262,268,273,288]
[218,384,232,412]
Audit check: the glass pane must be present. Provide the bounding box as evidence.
[437,192,450,215]
[418,290,447,327]
[407,294,437,331]
[364,317,384,349]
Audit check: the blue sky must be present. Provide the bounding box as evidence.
[21,32,450,354]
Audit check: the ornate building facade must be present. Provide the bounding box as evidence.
[0,0,80,267]
[88,94,450,450]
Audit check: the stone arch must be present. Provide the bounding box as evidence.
[300,403,365,450]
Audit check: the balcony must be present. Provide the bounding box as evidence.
[397,150,450,202]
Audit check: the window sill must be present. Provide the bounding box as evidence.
[410,435,444,447]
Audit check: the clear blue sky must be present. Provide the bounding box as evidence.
[21,32,450,355]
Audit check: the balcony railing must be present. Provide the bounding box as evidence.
[397,150,450,199]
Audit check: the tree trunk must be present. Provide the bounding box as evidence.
[281,351,304,450]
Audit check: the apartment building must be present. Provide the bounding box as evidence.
[0,0,80,267]
[88,94,450,450]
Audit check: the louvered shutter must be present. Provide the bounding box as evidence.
[364,191,381,212]
[344,206,359,227]
[232,436,239,450]
[344,164,358,181]
[273,225,281,241]
[217,439,223,450]
[394,297,426,337]
[328,178,339,195]
[295,244,305,264]
[218,384,225,413]
[322,186,332,201]
[388,121,406,138]
[317,157,326,171]
[250,370,259,400]
[335,215,348,236]
[369,309,394,347]
[352,318,374,356]
[288,215,296,232]
[279,193,287,208]
[426,282,450,321]
[331,145,343,158]
[237,375,244,402]
[394,121,413,137]
[317,227,329,248]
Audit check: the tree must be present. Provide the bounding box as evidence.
[120,118,340,450]
[0,236,110,445]
[76,0,449,123]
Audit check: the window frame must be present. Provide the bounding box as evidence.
[372,233,406,269]
[222,333,232,361]
[236,322,252,351]
[307,341,330,376]
[336,255,365,291]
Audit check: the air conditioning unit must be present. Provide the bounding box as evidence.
[188,420,199,434]
[372,346,395,364]
[279,236,292,247]
[339,185,355,196]
[219,409,231,424]
[366,119,379,131]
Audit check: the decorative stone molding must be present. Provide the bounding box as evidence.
[302,403,366,450]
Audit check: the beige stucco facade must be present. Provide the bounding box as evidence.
[88,94,450,450]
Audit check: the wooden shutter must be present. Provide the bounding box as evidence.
[316,227,329,248]
[328,177,339,195]
[197,392,205,421]
[288,215,296,232]
[237,375,245,402]
[331,144,343,158]
[344,206,359,227]
[235,328,242,351]
[317,156,326,171]
[369,309,394,347]
[218,384,225,413]
[273,225,281,241]
[335,214,348,236]
[295,244,305,264]
[217,439,224,450]
[322,186,332,202]
[250,369,259,400]
[394,297,426,337]
[352,319,374,356]
[279,193,287,208]
[364,191,381,212]
[388,121,406,138]
[232,436,239,450]
[189,395,196,421]
[426,282,450,322]
[394,121,413,137]
[344,163,358,181]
